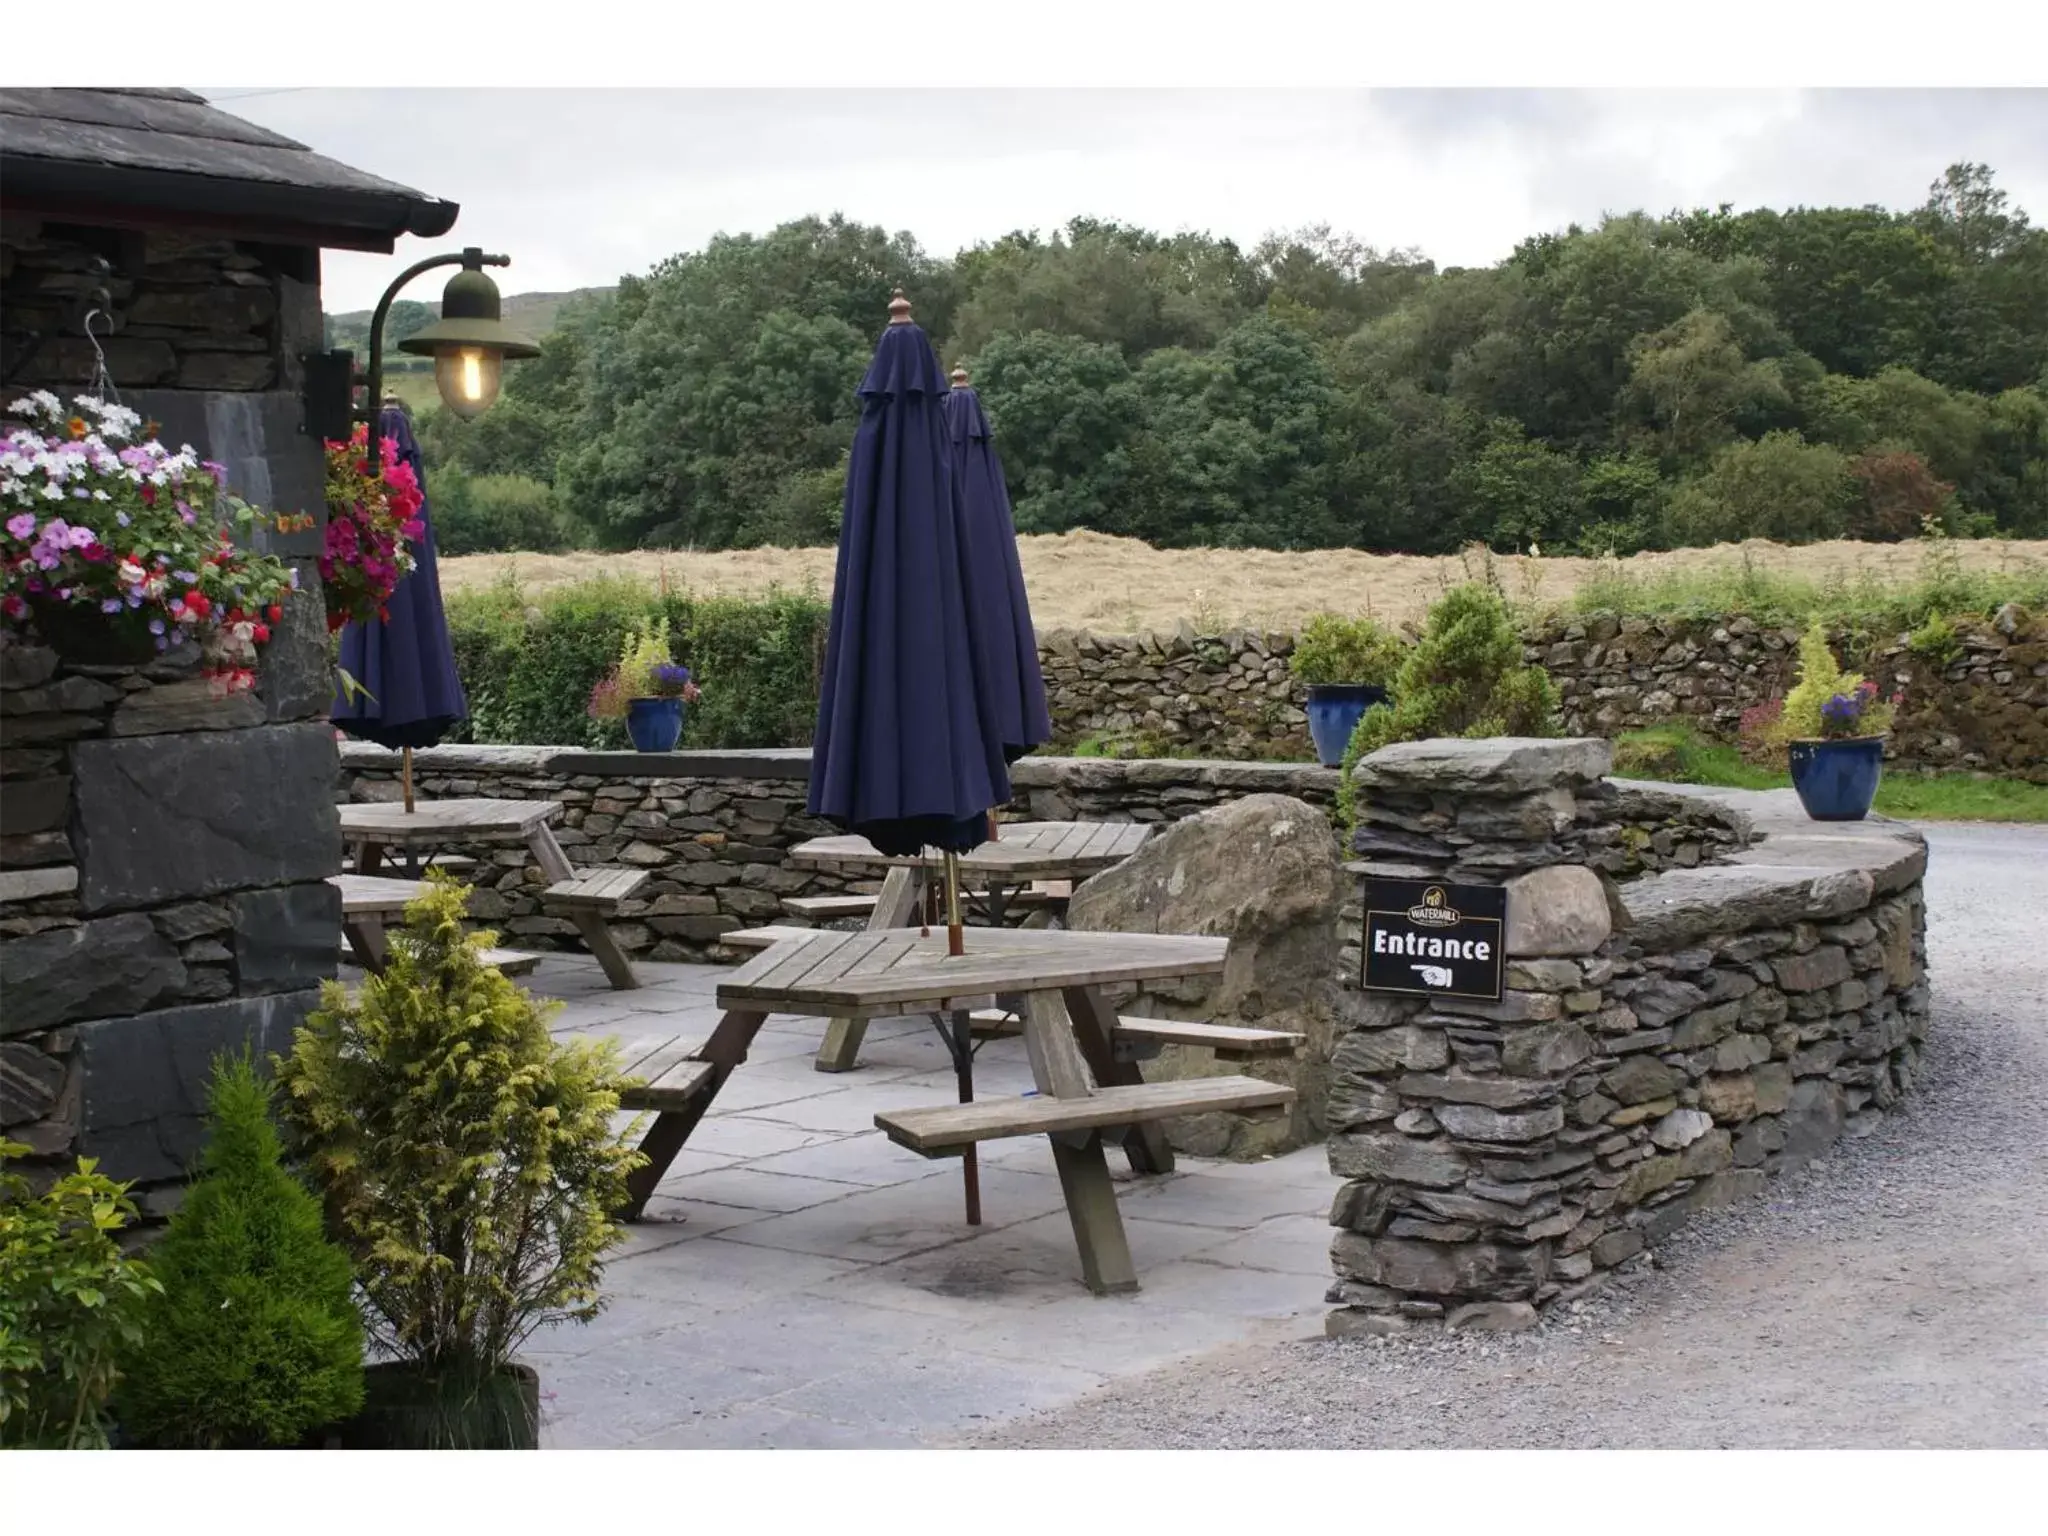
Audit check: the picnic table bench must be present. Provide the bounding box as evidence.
[600,924,1294,1294]
[337,798,644,990]
[329,873,540,977]
[788,821,1153,1074]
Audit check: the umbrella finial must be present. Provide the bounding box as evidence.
[950,365,970,388]
[888,289,913,325]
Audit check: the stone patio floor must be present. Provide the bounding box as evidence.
[500,954,1331,1448]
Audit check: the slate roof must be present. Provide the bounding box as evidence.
[0,87,458,252]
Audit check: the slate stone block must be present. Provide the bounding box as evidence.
[74,990,317,1183]
[71,722,339,912]
[0,912,186,1034]
[232,881,340,994]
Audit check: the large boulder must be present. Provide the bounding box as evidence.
[1065,794,1342,1157]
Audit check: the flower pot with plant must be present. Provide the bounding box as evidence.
[588,617,700,753]
[1288,611,1405,768]
[1753,622,1899,822]
[275,878,643,1450]
[2,392,298,693]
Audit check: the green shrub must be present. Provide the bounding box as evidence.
[0,1140,161,1449]
[1906,612,1964,667]
[446,575,828,750]
[115,1053,365,1449]
[275,879,642,1415]
[1334,583,1560,836]
[431,469,570,554]
[1288,612,1405,687]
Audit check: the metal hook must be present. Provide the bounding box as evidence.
[81,307,119,406]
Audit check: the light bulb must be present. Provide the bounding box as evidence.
[433,345,502,420]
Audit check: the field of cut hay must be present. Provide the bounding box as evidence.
[437,530,2048,633]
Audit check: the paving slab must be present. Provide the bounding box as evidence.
[497,955,1335,1449]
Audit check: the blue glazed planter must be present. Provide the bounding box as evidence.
[1306,684,1388,768]
[626,696,684,753]
[1788,736,1884,821]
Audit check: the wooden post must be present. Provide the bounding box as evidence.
[401,746,414,813]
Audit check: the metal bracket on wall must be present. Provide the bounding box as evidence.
[1,255,120,387]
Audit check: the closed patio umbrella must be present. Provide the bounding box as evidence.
[808,291,1012,946]
[331,403,467,811]
[944,365,1051,776]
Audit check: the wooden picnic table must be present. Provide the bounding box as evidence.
[789,821,1153,1074]
[607,924,1292,1294]
[336,797,642,990]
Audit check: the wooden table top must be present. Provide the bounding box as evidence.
[338,797,562,844]
[714,924,1227,1019]
[789,821,1152,881]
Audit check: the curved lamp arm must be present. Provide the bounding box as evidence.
[361,246,508,480]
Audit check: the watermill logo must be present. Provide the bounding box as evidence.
[1407,886,1462,926]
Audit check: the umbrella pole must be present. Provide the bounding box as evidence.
[402,746,415,814]
[944,851,964,957]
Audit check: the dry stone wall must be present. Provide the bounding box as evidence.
[1325,737,1930,1337]
[1029,607,2044,780]
[337,744,1343,962]
[0,601,337,1211]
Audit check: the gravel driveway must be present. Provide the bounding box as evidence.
[973,822,2048,1449]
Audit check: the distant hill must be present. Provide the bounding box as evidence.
[325,286,613,351]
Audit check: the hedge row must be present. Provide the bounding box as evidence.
[444,577,828,750]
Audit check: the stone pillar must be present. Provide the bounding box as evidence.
[1,603,337,1213]
[1324,737,1932,1338]
[1326,738,1621,1335]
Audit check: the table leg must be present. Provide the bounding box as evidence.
[343,914,389,974]
[618,1008,766,1220]
[1063,984,1175,1176]
[814,865,921,1072]
[937,1007,982,1225]
[1020,989,1141,1293]
[355,837,385,876]
[1049,1135,1138,1295]
[528,822,640,991]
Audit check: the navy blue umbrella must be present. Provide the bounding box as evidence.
[332,403,468,809]
[944,365,1051,766]
[808,291,1013,925]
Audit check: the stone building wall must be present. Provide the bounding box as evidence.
[2,219,319,396]
[0,613,337,1211]
[1323,737,1930,1336]
[336,744,1342,962]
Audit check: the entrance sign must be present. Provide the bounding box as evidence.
[1361,878,1506,1000]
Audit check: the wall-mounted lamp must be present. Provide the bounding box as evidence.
[302,245,539,470]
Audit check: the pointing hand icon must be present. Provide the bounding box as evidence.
[1411,964,1453,987]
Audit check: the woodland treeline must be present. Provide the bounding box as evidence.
[402,163,2048,556]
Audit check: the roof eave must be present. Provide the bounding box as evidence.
[0,155,460,253]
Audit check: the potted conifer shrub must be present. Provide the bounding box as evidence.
[1760,622,1899,822]
[275,878,643,1449]
[115,1052,365,1449]
[1288,612,1405,767]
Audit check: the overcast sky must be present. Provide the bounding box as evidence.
[208,88,2048,314]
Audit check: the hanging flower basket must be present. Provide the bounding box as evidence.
[2,391,294,690]
[321,425,422,632]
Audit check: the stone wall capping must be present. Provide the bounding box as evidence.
[1350,737,1614,794]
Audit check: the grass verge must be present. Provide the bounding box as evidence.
[1613,726,2048,823]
